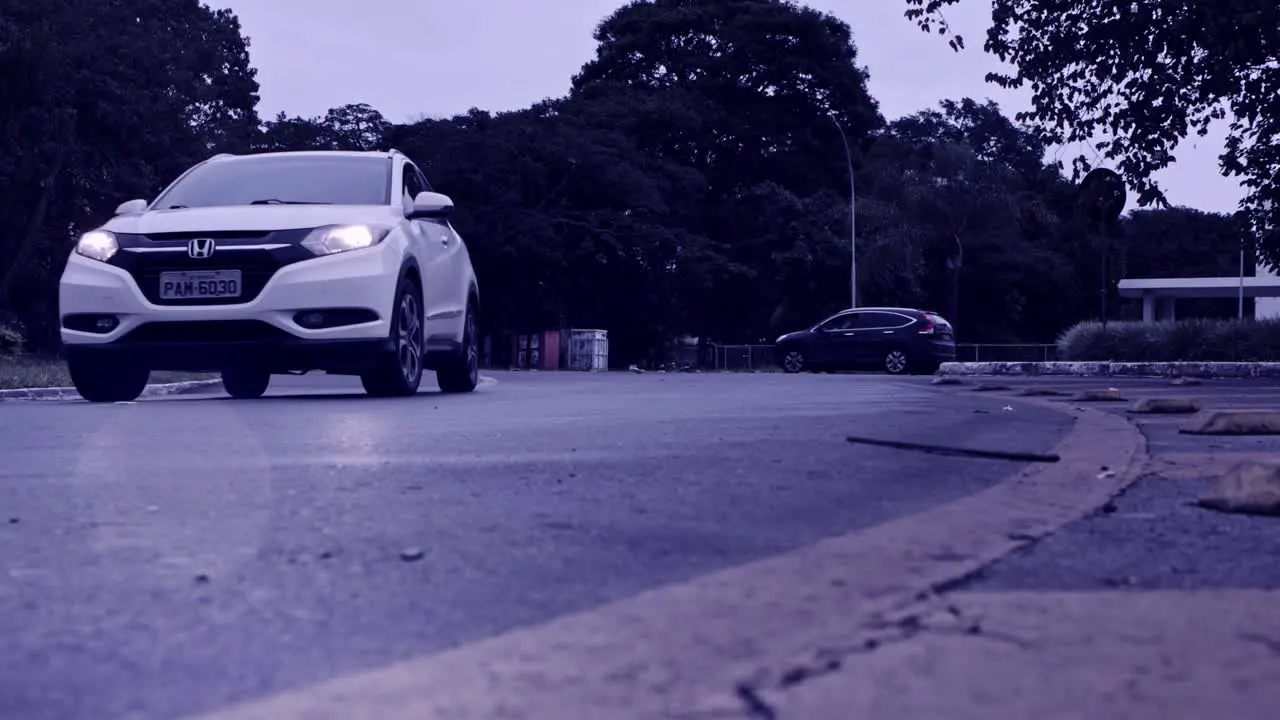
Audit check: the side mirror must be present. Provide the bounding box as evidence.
[115,199,148,215]
[408,191,454,219]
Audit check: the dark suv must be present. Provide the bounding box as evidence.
[774,307,955,374]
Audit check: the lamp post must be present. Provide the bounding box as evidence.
[1239,233,1246,319]
[828,112,857,308]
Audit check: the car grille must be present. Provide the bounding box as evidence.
[121,320,293,344]
[127,250,281,306]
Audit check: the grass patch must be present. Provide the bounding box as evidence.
[0,355,213,390]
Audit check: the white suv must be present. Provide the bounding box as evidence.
[58,149,481,402]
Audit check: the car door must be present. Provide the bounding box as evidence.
[401,163,451,340]
[419,169,470,343]
[852,311,915,364]
[810,312,860,367]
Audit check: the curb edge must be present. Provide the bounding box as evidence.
[939,360,1280,379]
[0,378,222,402]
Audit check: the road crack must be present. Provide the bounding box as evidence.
[725,593,1034,717]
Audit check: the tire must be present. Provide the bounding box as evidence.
[221,368,270,399]
[361,277,424,397]
[67,356,149,403]
[780,348,806,374]
[884,349,909,375]
[436,299,479,394]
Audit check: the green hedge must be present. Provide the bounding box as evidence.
[1057,318,1280,362]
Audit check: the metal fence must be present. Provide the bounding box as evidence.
[698,342,1058,371]
[707,344,778,371]
[954,343,1058,362]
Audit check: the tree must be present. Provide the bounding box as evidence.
[257,103,390,151]
[573,0,883,196]
[875,105,1075,340]
[0,0,260,347]
[386,97,714,365]
[889,98,1053,186]
[903,1,1280,265]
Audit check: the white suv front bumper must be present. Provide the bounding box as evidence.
[58,241,403,373]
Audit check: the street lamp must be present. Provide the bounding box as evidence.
[828,112,857,309]
[1239,231,1246,319]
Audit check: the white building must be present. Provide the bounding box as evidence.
[1118,260,1280,320]
[1258,262,1280,318]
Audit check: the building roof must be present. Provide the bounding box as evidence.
[1117,276,1280,299]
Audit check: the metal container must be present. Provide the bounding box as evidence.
[564,329,608,371]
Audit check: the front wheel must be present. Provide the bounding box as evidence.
[780,348,806,374]
[884,349,909,375]
[221,368,270,399]
[436,300,479,394]
[68,356,149,403]
[361,278,424,397]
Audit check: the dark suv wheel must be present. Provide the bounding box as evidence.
[780,348,806,373]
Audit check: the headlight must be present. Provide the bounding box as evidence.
[74,230,119,262]
[301,224,391,256]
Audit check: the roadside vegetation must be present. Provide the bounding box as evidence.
[0,355,212,391]
[0,319,209,390]
[1059,319,1280,363]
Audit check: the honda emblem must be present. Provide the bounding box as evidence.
[187,238,216,258]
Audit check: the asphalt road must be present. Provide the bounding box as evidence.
[0,370,1072,720]
[958,376,1280,593]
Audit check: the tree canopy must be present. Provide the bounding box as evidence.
[0,0,1258,363]
[903,0,1280,265]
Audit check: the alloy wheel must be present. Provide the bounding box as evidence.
[465,308,478,386]
[885,350,908,374]
[397,292,423,382]
[783,350,804,373]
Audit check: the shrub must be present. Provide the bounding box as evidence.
[0,317,24,357]
[1057,318,1280,362]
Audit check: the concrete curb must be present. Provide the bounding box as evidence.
[938,360,1280,379]
[192,392,1148,720]
[0,378,222,402]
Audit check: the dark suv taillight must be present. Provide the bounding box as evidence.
[918,317,936,334]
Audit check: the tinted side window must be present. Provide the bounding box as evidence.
[402,163,426,204]
[860,312,913,329]
[821,313,860,330]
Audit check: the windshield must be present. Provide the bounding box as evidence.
[153,155,392,209]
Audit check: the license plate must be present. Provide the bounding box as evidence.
[158,270,242,300]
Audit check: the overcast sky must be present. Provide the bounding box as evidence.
[205,0,1241,214]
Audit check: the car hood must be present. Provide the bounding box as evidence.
[101,205,405,234]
